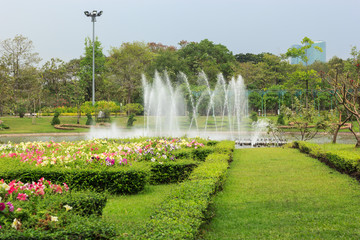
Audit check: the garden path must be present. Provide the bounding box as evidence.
[202,148,360,239]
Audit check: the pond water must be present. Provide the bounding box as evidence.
[0,132,357,145]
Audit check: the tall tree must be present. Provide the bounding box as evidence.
[178,39,237,85]
[284,37,323,107]
[79,37,106,102]
[106,42,155,105]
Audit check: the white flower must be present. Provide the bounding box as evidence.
[51,216,58,222]
[151,158,156,162]
[0,183,9,191]
[63,205,73,212]
[12,218,21,230]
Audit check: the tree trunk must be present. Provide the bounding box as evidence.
[77,104,81,124]
[348,125,360,148]
[332,126,340,144]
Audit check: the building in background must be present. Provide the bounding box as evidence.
[290,41,326,65]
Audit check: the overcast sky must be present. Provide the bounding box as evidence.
[1,0,359,65]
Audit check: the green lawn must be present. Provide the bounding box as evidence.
[201,148,360,239]
[102,184,174,237]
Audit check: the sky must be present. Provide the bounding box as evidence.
[1,0,359,65]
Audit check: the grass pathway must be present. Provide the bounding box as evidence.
[102,184,174,236]
[202,148,360,239]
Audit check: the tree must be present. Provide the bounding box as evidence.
[146,45,189,82]
[327,47,360,147]
[41,58,66,106]
[106,42,155,105]
[0,35,41,113]
[282,97,328,141]
[235,52,272,64]
[79,37,106,102]
[284,37,323,107]
[177,39,237,85]
[0,64,13,115]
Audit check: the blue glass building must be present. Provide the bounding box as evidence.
[290,41,326,65]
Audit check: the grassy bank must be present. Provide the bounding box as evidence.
[202,148,360,239]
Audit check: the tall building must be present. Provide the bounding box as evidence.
[290,41,326,65]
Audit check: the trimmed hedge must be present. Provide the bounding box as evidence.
[293,141,360,174]
[62,191,108,216]
[0,166,149,194]
[0,215,117,240]
[135,141,234,239]
[149,160,198,185]
[173,146,214,161]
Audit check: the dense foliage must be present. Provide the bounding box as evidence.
[1,35,359,118]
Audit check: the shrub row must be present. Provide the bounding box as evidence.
[0,215,117,240]
[136,141,235,239]
[149,160,198,185]
[173,146,215,161]
[293,141,360,174]
[0,166,149,194]
[0,190,114,239]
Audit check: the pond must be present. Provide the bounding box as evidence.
[0,132,357,145]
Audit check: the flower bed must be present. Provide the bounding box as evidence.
[0,178,115,239]
[0,138,205,193]
[0,138,204,168]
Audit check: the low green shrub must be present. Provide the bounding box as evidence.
[325,151,360,173]
[51,112,60,125]
[294,141,360,174]
[62,191,108,216]
[173,146,214,161]
[0,166,149,194]
[213,140,235,158]
[0,215,117,240]
[135,141,234,239]
[137,179,216,240]
[149,160,198,184]
[189,153,229,191]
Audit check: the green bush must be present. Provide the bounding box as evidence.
[0,166,150,194]
[149,160,198,184]
[294,141,360,174]
[0,123,10,130]
[173,146,214,161]
[62,191,108,216]
[51,112,61,125]
[0,215,117,239]
[250,111,258,122]
[127,113,136,127]
[135,141,233,239]
[85,113,95,125]
[277,113,285,125]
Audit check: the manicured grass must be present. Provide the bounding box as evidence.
[201,148,360,239]
[0,116,89,134]
[102,184,174,236]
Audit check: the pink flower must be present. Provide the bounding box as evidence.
[6,202,14,212]
[17,193,28,201]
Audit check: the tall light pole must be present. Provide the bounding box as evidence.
[84,10,103,106]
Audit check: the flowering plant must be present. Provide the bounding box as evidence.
[0,138,204,168]
[0,178,69,231]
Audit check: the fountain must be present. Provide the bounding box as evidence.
[88,71,277,145]
[142,71,249,140]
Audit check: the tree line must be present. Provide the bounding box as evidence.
[0,34,359,117]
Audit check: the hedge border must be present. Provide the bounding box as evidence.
[134,141,235,239]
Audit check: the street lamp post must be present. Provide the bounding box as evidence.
[84,10,103,106]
